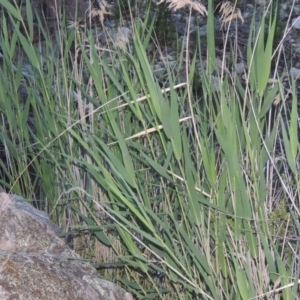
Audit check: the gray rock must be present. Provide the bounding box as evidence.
[292,17,300,30]
[198,25,207,37]
[290,67,300,79]
[0,192,133,300]
[235,62,245,74]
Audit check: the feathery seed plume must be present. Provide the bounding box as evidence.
[157,0,207,16]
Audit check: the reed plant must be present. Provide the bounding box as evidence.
[0,0,299,298]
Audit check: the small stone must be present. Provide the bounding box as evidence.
[210,76,220,92]
[118,27,132,37]
[175,22,187,35]
[243,12,251,19]
[294,6,300,15]
[235,62,245,74]
[199,25,207,37]
[290,67,300,79]
[279,9,288,21]
[256,0,266,6]
[292,17,300,30]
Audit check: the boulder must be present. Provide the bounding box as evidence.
[0,192,133,300]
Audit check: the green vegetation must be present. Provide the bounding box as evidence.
[114,0,177,44]
[0,0,299,298]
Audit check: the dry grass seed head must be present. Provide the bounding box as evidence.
[157,0,207,16]
[90,0,112,23]
[217,1,244,25]
[114,27,132,51]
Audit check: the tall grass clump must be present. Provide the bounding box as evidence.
[0,0,299,298]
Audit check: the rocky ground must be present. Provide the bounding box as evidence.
[92,0,300,98]
[1,0,300,83]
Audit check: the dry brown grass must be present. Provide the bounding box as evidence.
[157,0,207,15]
